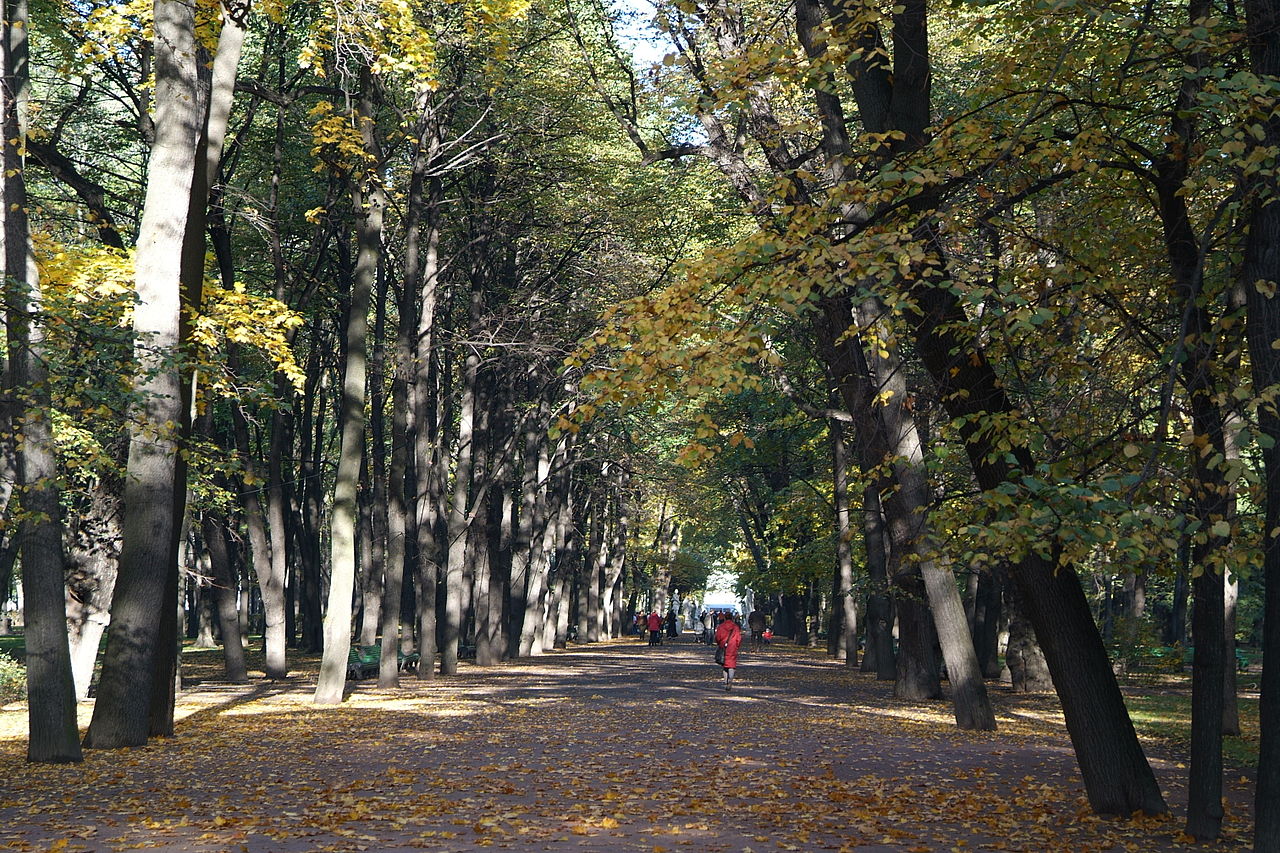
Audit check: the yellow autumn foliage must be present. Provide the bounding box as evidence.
[35,238,306,399]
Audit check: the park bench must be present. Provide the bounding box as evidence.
[1137,645,1252,672]
[346,644,420,680]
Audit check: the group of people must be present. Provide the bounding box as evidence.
[635,610,678,646]
[633,604,771,691]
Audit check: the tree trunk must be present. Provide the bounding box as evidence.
[64,486,121,700]
[83,0,206,749]
[3,0,80,760]
[861,482,895,679]
[411,124,446,676]
[440,286,482,675]
[973,569,1003,679]
[202,512,247,683]
[520,438,561,656]
[229,394,286,678]
[1005,581,1052,693]
[314,71,381,704]
[831,421,858,667]
[1239,0,1280,835]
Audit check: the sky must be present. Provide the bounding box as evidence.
[611,0,672,68]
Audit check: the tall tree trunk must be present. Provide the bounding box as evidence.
[1241,0,1280,839]
[202,512,247,683]
[441,283,483,675]
[84,0,206,749]
[511,405,550,656]
[831,421,858,667]
[229,392,285,678]
[314,71,382,705]
[379,179,420,688]
[411,117,445,677]
[363,264,390,648]
[3,0,80,760]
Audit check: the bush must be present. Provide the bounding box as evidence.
[0,654,26,704]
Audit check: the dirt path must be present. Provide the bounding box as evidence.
[0,637,1255,852]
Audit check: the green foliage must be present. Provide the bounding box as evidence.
[0,654,26,704]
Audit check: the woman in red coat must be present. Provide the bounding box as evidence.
[714,614,742,690]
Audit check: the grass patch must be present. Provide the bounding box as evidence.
[1125,691,1260,769]
[0,635,23,661]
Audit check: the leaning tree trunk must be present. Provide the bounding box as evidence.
[83,0,206,749]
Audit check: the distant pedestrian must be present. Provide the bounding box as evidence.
[647,611,663,646]
[715,614,742,690]
[700,610,713,644]
[666,610,678,638]
[748,608,766,651]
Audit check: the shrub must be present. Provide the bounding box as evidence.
[0,654,26,704]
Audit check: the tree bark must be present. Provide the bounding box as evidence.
[3,0,81,760]
[84,0,206,749]
[1241,0,1280,841]
[201,512,247,683]
[314,71,381,705]
[64,485,121,700]
[831,421,858,667]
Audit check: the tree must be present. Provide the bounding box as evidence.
[2,0,81,763]
[83,0,209,749]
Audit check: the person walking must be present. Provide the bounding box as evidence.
[647,611,663,646]
[714,613,742,690]
[747,607,766,651]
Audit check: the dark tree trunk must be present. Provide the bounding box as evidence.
[3,0,80,757]
[862,483,895,680]
[202,512,247,683]
[1240,0,1280,838]
[972,569,1003,679]
[1004,581,1052,693]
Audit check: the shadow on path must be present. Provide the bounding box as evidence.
[0,635,1254,852]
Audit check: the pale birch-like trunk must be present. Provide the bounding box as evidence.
[831,421,858,667]
[83,0,206,749]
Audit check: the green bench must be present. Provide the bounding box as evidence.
[346,644,420,680]
[1118,645,1255,673]
[1142,645,1252,672]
